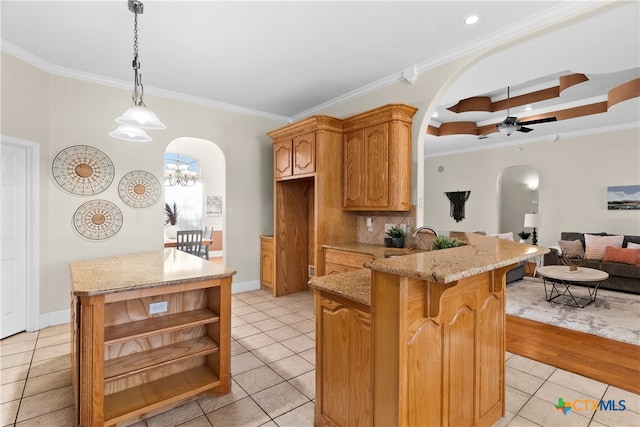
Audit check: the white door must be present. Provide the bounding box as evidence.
[1,143,28,338]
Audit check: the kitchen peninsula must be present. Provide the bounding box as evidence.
[70,249,236,427]
[309,233,548,426]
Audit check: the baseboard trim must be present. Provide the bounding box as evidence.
[232,279,260,294]
[36,309,71,331]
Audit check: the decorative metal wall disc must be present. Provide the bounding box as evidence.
[73,200,123,240]
[118,170,161,208]
[52,145,115,195]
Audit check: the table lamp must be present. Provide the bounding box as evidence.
[524,213,539,245]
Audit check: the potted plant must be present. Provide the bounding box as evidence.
[386,226,406,248]
[164,202,179,239]
[431,235,464,250]
[517,231,531,243]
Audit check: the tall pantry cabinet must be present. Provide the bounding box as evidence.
[268,116,357,297]
[267,104,417,297]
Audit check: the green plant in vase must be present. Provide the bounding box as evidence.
[386,226,406,248]
[432,235,464,250]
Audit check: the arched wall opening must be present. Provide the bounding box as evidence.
[164,137,226,262]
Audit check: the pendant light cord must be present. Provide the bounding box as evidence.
[132,4,144,106]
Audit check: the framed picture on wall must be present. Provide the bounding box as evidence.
[607,185,640,210]
[207,195,223,216]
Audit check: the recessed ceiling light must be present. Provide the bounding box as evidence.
[465,15,479,25]
[432,111,439,118]
[524,105,532,111]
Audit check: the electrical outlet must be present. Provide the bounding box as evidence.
[149,301,168,314]
[385,223,395,232]
[399,224,407,233]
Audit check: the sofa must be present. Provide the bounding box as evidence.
[544,232,640,294]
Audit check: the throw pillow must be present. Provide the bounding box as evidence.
[495,232,514,241]
[558,240,585,258]
[602,246,640,266]
[627,242,640,249]
[584,234,624,260]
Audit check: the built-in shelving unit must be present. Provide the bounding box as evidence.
[70,250,234,427]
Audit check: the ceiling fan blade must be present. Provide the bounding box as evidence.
[518,127,534,133]
[519,117,557,126]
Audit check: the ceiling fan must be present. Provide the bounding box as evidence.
[480,86,557,138]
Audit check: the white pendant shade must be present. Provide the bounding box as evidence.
[109,125,152,142]
[115,105,166,129]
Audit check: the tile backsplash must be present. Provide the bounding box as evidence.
[356,207,416,246]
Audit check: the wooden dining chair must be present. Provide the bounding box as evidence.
[176,230,203,257]
[199,227,213,260]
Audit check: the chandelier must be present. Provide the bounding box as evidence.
[109,0,166,142]
[165,155,198,187]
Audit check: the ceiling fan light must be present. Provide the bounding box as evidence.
[115,105,167,129]
[109,125,152,142]
[498,125,517,136]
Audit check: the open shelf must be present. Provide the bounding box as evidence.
[105,336,219,381]
[105,308,219,344]
[104,365,219,425]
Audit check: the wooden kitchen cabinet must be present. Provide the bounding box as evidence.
[260,236,275,291]
[70,250,234,426]
[273,132,316,180]
[269,116,356,296]
[315,290,372,426]
[324,248,374,275]
[342,104,417,211]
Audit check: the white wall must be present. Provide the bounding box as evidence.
[1,52,281,320]
[423,127,640,247]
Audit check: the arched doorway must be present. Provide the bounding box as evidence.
[164,137,226,264]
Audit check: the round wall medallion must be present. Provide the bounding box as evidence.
[73,200,123,240]
[118,170,161,208]
[52,145,115,195]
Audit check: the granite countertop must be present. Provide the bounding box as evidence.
[70,248,237,296]
[364,233,548,282]
[310,233,548,306]
[310,269,372,306]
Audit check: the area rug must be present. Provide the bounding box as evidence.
[506,277,640,345]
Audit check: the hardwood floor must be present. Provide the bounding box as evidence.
[506,314,640,394]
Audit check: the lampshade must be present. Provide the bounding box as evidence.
[109,125,151,142]
[115,105,166,130]
[524,213,539,228]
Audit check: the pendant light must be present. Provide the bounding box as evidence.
[110,0,165,142]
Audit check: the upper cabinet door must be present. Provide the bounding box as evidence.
[293,133,316,176]
[341,104,416,211]
[363,123,389,208]
[343,130,365,207]
[274,140,293,179]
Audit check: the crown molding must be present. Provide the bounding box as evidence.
[1,41,289,124]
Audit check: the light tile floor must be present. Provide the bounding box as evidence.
[1,288,638,426]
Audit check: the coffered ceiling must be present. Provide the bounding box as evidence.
[1,1,638,156]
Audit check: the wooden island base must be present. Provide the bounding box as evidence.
[70,250,235,426]
[310,233,548,426]
[314,266,510,427]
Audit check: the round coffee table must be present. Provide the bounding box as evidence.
[536,265,609,308]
